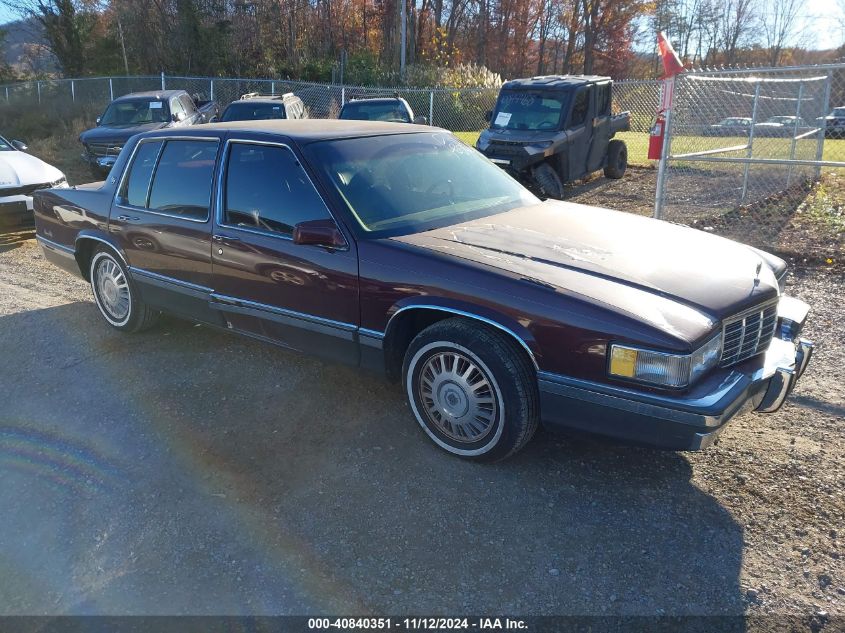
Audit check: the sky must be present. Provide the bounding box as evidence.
[0,1,842,55]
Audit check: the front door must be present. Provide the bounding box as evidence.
[210,138,359,365]
[565,86,592,180]
[109,136,222,323]
[586,83,612,172]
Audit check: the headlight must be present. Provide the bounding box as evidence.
[609,333,722,388]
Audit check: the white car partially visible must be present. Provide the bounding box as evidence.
[0,135,68,226]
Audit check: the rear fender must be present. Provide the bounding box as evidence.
[74,230,128,280]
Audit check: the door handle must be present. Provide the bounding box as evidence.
[212,234,241,244]
[116,214,140,222]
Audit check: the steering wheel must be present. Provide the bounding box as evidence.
[426,179,455,200]
[537,121,556,130]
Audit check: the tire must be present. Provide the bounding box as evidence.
[402,318,539,461]
[89,247,158,332]
[604,139,627,179]
[532,162,564,199]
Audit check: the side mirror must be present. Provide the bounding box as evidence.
[292,219,346,249]
[484,110,492,123]
[11,139,28,151]
[172,111,187,123]
[96,116,101,125]
[413,115,428,125]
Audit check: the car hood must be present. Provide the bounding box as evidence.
[390,201,780,321]
[479,128,561,144]
[80,122,170,143]
[0,150,64,187]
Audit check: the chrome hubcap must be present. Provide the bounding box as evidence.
[419,351,498,443]
[95,257,130,321]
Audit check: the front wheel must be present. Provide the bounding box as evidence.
[89,248,159,332]
[402,318,539,461]
[604,139,627,179]
[532,162,565,199]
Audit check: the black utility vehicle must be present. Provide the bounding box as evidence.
[339,96,427,124]
[80,90,219,174]
[476,75,630,199]
[220,92,308,122]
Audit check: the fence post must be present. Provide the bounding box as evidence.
[271,81,275,95]
[741,82,762,202]
[109,77,114,101]
[341,86,346,105]
[653,77,677,220]
[786,82,805,188]
[71,79,75,102]
[5,86,8,103]
[429,90,434,126]
[210,79,214,101]
[160,72,165,90]
[815,72,832,180]
[37,80,41,104]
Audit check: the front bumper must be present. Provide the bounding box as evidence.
[0,194,34,227]
[537,296,813,450]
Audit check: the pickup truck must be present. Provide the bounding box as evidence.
[79,90,219,174]
[34,120,812,461]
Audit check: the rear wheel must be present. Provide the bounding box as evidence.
[532,162,564,199]
[604,139,627,179]
[89,247,158,332]
[402,318,539,461]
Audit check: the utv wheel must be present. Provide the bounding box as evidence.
[604,140,627,179]
[532,162,565,199]
[89,247,158,332]
[402,318,539,461]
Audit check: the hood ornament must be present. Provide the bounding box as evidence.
[754,260,762,286]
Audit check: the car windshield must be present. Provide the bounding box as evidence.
[100,99,170,126]
[766,116,796,124]
[305,132,538,237]
[490,90,567,131]
[0,135,14,151]
[221,102,286,121]
[339,101,411,123]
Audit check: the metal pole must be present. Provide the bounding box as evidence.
[37,81,41,104]
[786,82,804,188]
[341,86,346,105]
[429,90,434,125]
[161,72,165,90]
[71,79,75,102]
[741,82,761,202]
[109,77,114,101]
[653,76,676,220]
[815,71,832,180]
[271,81,275,95]
[4,86,8,103]
[210,79,214,101]
[400,0,406,77]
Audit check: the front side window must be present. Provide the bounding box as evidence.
[119,140,163,207]
[147,140,217,220]
[179,94,195,114]
[570,89,588,127]
[223,143,332,236]
[305,132,538,237]
[0,135,15,151]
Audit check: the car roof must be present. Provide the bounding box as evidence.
[226,98,291,105]
[501,74,611,90]
[145,119,434,142]
[115,90,185,101]
[343,97,408,106]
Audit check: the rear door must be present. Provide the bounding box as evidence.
[565,86,592,179]
[209,137,359,364]
[109,135,222,323]
[586,82,611,172]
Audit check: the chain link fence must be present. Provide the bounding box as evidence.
[657,65,845,256]
[0,73,658,150]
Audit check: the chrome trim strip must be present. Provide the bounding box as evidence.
[755,367,794,413]
[36,234,75,256]
[359,328,385,340]
[386,305,539,370]
[358,328,385,350]
[74,235,129,267]
[209,293,357,333]
[214,138,348,249]
[128,267,212,299]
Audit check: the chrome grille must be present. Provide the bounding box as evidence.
[86,142,124,157]
[719,301,778,367]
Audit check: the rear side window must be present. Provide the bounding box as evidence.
[120,140,163,207]
[147,140,217,220]
[597,84,611,115]
[223,142,331,235]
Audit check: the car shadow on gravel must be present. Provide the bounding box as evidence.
[0,227,35,253]
[1,302,746,616]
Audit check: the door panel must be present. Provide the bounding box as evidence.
[566,87,592,179]
[587,84,612,172]
[210,139,359,364]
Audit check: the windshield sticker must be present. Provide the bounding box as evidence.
[149,101,163,109]
[494,112,512,126]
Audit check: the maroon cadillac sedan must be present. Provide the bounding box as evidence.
[33,120,812,460]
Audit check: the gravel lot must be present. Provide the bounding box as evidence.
[0,227,843,622]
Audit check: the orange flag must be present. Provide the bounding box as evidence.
[657,32,685,79]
